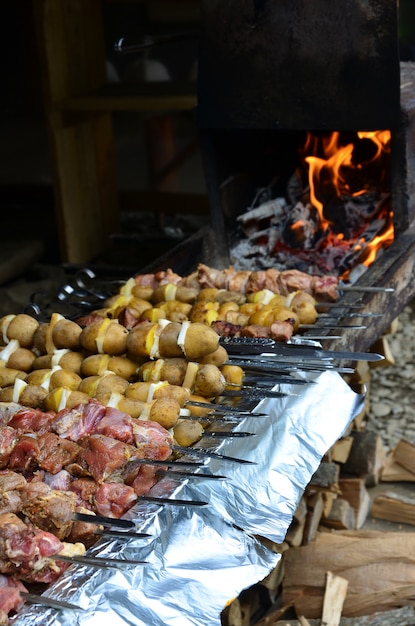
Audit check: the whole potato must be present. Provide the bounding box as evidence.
[79,319,129,355]
[44,388,91,412]
[153,383,190,406]
[6,347,36,373]
[50,369,82,391]
[220,364,244,390]
[3,382,48,408]
[107,356,139,381]
[32,351,83,374]
[126,321,157,359]
[4,314,39,348]
[32,323,50,354]
[196,345,229,367]
[149,397,181,430]
[112,395,145,419]
[186,393,214,418]
[52,319,82,350]
[173,420,204,447]
[126,381,153,402]
[193,364,226,398]
[80,354,111,377]
[139,358,188,386]
[182,323,220,360]
[0,368,27,388]
[139,308,167,323]
[188,302,219,325]
[80,374,129,404]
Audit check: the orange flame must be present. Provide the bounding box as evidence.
[362,217,394,267]
[303,131,391,230]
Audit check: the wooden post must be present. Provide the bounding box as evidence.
[34,0,120,263]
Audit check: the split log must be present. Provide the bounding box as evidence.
[320,498,355,530]
[286,498,308,547]
[309,462,340,491]
[341,431,386,487]
[302,492,325,545]
[380,451,415,482]
[321,571,348,626]
[371,492,415,526]
[337,478,371,529]
[391,439,415,475]
[282,529,415,618]
[330,437,354,464]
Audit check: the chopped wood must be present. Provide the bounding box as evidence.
[341,431,386,487]
[320,498,355,530]
[282,529,415,618]
[392,439,415,475]
[371,492,415,526]
[302,492,325,545]
[321,571,349,626]
[309,463,340,491]
[337,478,371,529]
[322,492,337,518]
[266,605,415,625]
[369,335,395,368]
[330,437,354,464]
[380,451,415,482]
[286,498,308,547]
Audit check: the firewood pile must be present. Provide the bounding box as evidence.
[222,301,415,626]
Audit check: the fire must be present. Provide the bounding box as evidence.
[362,218,394,267]
[303,130,391,230]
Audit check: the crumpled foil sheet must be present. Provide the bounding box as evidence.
[12,369,364,626]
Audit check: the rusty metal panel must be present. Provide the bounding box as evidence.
[197,0,400,130]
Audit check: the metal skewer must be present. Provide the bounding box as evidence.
[338,285,394,293]
[172,445,257,465]
[57,554,148,569]
[20,592,85,612]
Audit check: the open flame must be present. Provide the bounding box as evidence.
[232,130,394,279]
[297,130,394,278]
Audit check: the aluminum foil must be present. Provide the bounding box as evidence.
[11,369,364,626]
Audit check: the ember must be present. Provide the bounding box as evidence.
[231,130,394,279]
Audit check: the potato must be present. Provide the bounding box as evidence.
[196,288,220,302]
[126,321,158,359]
[222,311,250,326]
[153,383,190,406]
[153,284,198,304]
[51,319,82,350]
[81,354,111,377]
[79,374,129,403]
[50,369,82,391]
[161,301,193,322]
[32,351,84,374]
[248,308,274,326]
[107,356,139,381]
[270,306,300,330]
[149,397,181,430]
[157,323,183,358]
[0,368,27,388]
[139,308,167,323]
[182,323,220,360]
[193,364,226,398]
[220,364,244,390]
[186,393,214,418]
[173,420,204,447]
[32,323,50,354]
[2,314,39,348]
[112,396,145,419]
[26,369,52,387]
[217,301,239,318]
[5,347,36,372]
[79,319,129,355]
[131,285,154,300]
[196,345,228,367]
[44,387,91,412]
[139,358,188,387]
[188,302,219,325]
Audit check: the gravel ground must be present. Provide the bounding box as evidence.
[365,300,415,451]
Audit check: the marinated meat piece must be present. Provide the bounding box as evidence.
[20,481,77,540]
[311,275,339,301]
[0,403,24,426]
[269,320,295,342]
[94,408,135,444]
[211,321,243,337]
[8,433,81,474]
[117,307,140,330]
[7,407,56,434]
[132,420,173,461]
[69,477,98,510]
[240,324,272,339]
[0,427,19,469]
[0,574,27,622]
[245,270,267,293]
[77,434,139,482]
[94,482,137,518]
[227,271,251,293]
[53,400,106,440]
[74,313,103,327]
[0,470,26,515]
[263,268,281,293]
[123,461,160,497]
[66,506,100,547]
[0,512,66,584]
[277,269,314,295]
[42,469,73,491]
